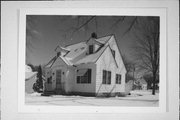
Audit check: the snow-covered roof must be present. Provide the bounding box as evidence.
[45,55,73,68]
[65,42,87,59]
[26,65,32,72]
[45,35,117,67]
[74,45,107,65]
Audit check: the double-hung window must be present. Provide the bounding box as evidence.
[116,74,121,84]
[89,45,94,54]
[102,70,111,84]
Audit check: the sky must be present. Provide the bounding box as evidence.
[26,15,151,68]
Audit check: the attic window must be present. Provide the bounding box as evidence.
[57,52,61,57]
[112,50,115,58]
[89,45,94,54]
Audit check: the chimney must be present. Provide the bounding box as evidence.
[91,32,97,39]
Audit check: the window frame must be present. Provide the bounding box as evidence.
[89,45,94,54]
[76,69,92,84]
[102,70,111,85]
[47,76,52,84]
[116,74,121,84]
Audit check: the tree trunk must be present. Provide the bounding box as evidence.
[152,72,156,95]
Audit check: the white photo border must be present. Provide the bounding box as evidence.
[18,7,167,113]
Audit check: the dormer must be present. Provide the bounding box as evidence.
[87,32,103,54]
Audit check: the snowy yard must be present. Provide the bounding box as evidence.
[25,90,159,106]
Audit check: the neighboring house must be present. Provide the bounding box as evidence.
[44,33,127,97]
[134,77,147,90]
[25,65,37,93]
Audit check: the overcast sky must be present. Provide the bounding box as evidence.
[26,15,149,66]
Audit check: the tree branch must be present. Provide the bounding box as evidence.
[122,17,137,36]
[70,16,95,38]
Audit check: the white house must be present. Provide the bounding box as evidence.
[134,77,148,90]
[44,33,127,97]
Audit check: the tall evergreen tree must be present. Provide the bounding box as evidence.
[33,65,43,92]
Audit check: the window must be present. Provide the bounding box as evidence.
[77,69,91,84]
[112,50,115,58]
[102,70,111,84]
[89,45,94,54]
[102,70,106,84]
[47,76,52,84]
[116,74,121,84]
[57,52,61,57]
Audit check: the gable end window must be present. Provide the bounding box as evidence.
[77,69,91,84]
[116,74,121,84]
[112,50,115,58]
[89,45,94,54]
[102,70,111,84]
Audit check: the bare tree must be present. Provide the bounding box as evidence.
[133,17,159,95]
[58,16,159,94]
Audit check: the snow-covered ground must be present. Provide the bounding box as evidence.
[25,90,159,106]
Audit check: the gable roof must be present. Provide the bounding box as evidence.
[65,42,87,59]
[95,35,112,44]
[45,34,120,68]
[45,55,72,68]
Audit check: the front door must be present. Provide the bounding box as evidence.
[45,71,53,91]
[56,69,62,90]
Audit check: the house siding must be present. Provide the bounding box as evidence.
[96,47,117,94]
[45,57,68,92]
[66,66,75,92]
[95,40,126,95]
[44,35,126,96]
[108,36,126,92]
[108,36,126,74]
